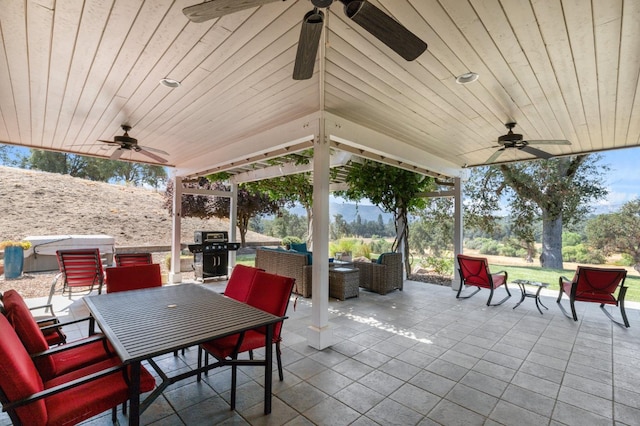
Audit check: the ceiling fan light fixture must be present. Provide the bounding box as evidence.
[456,72,479,84]
[160,78,181,88]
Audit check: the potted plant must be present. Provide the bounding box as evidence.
[0,240,32,279]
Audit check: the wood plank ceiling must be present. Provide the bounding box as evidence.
[1,0,638,179]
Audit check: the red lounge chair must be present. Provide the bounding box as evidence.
[198,271,295,408]
[105,263,162,293]
[0,291,66,346]
[48,249,105,305]
[223,264,263,302]
[456,254,511,306]
[557,266,629,327]
[2,289,113,381]
[114,252,153,267]
[0,314,155,426]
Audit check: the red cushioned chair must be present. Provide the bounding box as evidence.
[0,314,155,426]
[456,254,511,306]
[2,289,114,381]
[0,291,66,346]
[557,266,629,327]
[105,263,162,293]
[223,264,263,302]
[114,252,153,267]
[47,249,105,305]
[197,271,295,408]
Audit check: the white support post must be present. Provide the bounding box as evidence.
[228,182,238,274]
[452,177,463,291]
[307,117,333,350]
[169,175,183,283]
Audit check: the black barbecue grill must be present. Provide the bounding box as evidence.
[188,231,240,280]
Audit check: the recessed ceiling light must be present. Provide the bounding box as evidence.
[455,72,479,84]
[160,78,181,88]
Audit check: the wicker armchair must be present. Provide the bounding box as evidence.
[255,248,312,297]
[354,252,403,295]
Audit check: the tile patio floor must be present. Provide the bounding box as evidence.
[4,279,640,425]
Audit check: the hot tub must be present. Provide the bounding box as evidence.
[23,235,115,272]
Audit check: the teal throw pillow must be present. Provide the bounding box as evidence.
[291,242,308,252]
[377,252,395,264]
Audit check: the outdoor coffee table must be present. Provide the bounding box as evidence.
[84,284,284,426]
[512,279,549,314]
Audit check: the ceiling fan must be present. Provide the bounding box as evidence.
[484,122,571,164]
[182,0,428,80]
[98,125,169,163]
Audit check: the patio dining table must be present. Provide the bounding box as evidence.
[84,284,284,426]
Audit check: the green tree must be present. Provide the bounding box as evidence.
[466,155,607,269]
[251,173,314,242]
[263,210,307,240]
[411,197,454,257]
[163,179,283,246]
[330,214,350,240]
[22,149,166,185]
[339,160,435,276]
[586,199,640,272]
[208,181,282,246]
[112,162,166,187]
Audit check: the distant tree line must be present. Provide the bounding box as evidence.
[0,145,166,188]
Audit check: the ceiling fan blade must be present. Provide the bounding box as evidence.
[138,149,169,164]
[526,139,571,145]
[139,145,169,155]
[183,0,279,23]
[110,148,124,160]
[485,148,505,164]
[340,0,427,61]
[293,9,324,80]
[97,139,119,145]
[520,145,554,160]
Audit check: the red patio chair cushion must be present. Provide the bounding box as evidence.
[563,267,624,305]
[105,263,162,293]
[0,314,46,424]
[114,252,153,267]
[2,289,113,381]
[202,271,294,359]
[0,314,155,426]
[457,254,505,288]
[223,264,262,303]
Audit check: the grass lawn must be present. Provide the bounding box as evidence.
[490,264,640,302]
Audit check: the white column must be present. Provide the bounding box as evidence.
[169,175,183,283]
[452,177,463,291]
[228,182,238,273]
[307,117,333,350]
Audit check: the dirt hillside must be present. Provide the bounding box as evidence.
[0,166,265,246]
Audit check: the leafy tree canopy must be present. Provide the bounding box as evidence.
[465,155,608,269]
[586,199,640,272]
[338,160,435,274]
[19,149,166,187]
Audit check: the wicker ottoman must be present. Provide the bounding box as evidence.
[329,267,360,300]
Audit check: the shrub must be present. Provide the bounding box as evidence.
[479,240,500,255]
[421,255,454,275]
[562,244,605,264]
[370,238,392,254]
[613,253,635,267]
[498,246,518,257]
[562,232,583,247]
[281,236,303,247]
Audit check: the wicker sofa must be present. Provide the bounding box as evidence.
[353,252,403,295]
[254,248,313,297]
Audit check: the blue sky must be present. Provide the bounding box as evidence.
[596,146,640,212]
